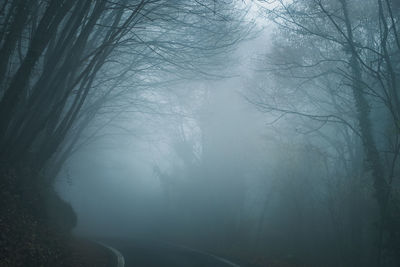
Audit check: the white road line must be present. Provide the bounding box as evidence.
[97,242,125,267]
[168,243,241,267]
[209,254,241,267]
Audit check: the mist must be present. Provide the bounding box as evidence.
[1,1,400,267]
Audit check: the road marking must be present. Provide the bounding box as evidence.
[97,242,125,267]
[169,243,241,267]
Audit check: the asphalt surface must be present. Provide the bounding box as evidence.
[103,238,242,267]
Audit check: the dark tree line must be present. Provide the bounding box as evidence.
[249,0,400,265]
[0,0,250,265]
[0,0,249,190]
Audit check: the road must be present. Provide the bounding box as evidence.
[103,238,242,267]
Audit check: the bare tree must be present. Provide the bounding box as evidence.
[251,0,400,264]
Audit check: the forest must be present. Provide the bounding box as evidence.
[0,0,399,266]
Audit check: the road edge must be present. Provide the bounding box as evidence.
[97,242,125,267]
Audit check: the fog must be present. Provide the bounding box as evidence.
[48,17,389,266]
[55,35,270,237]
[1,1,400,266]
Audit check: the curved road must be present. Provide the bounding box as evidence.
[103,239,242,267]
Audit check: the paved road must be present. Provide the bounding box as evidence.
[104,238,241,267]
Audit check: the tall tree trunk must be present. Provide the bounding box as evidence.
[340,0,389,265]
[0,0,75,154]
[0,0,32,83]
